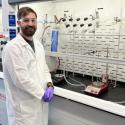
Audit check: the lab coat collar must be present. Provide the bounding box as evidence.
[17,33,36,55]
[17,33,34,47]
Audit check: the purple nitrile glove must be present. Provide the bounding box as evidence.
[42,87,54,102]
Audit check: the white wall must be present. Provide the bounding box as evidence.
[0,8,2,32]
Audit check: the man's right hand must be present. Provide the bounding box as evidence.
[42,87,54,102]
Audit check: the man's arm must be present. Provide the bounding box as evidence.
[2,44,44,100]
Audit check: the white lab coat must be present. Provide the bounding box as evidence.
[2,34,52,125]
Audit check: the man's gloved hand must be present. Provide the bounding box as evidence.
[47,82,54,87]
[42,86,54,102]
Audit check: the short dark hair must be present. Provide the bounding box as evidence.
[17,7,37,20]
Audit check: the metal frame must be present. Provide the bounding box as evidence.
[0,0,1,6]
[9,0,54,5]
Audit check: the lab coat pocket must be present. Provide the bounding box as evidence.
[20,98,47,125]
[20,99,41,116]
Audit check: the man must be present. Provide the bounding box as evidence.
[2,7,54,125]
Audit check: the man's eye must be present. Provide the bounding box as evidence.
[24,19,29,22]
[20,18,37,23]
[31,19,36,22]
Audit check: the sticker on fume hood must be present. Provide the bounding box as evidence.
[51,30,58,52]
[9,15,16,27]
[9,29,16,40]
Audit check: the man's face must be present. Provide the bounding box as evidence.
[17,12,37,37]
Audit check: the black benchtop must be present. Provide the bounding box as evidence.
[53,73,125,106]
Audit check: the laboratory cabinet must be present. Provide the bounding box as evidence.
[48,96,125,125]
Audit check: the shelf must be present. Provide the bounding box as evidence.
[45,51,125,66]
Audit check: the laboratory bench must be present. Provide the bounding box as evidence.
[0,72,125,125]
[53,74,125,105]
[48,95,125,125]
[48,72,125,125]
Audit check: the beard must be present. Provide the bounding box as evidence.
[20,26,36,37]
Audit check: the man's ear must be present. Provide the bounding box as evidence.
[17,20,21,26]
[17,21,21,33]
[17,27,20,33]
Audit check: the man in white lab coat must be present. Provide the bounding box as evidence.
[2,7,54,125]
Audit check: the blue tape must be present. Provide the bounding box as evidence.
[51,30,58,52]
